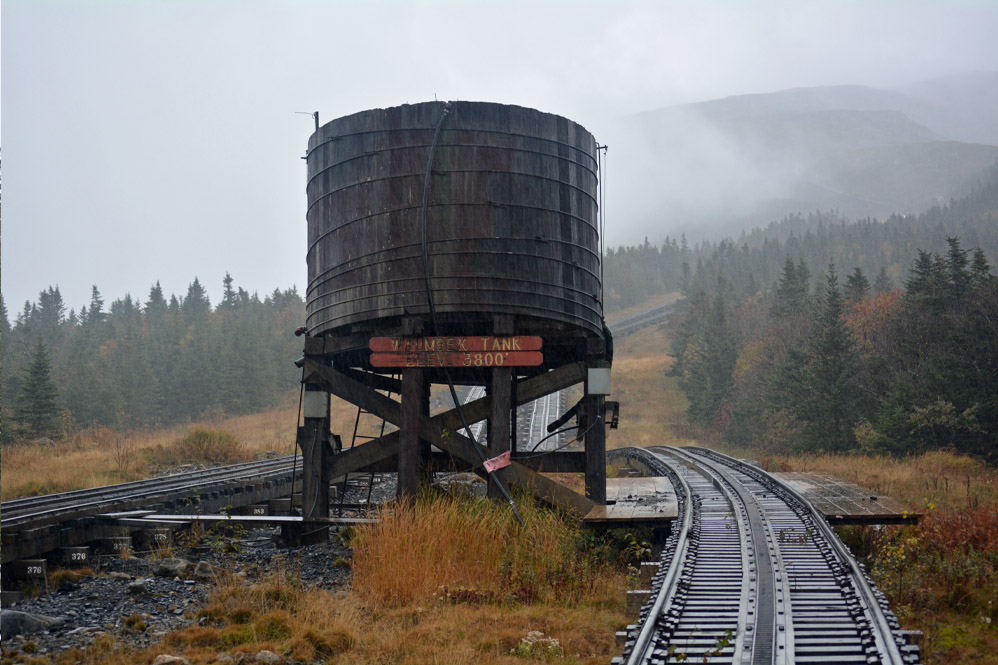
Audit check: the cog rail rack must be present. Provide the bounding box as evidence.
[615,446,920,665]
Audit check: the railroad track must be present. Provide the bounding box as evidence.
[1,456,299,564]
[615,446,920,665]
[608,301,679,338]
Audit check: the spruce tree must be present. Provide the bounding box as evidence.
[792,263,861,451]
[844,267,870,302]
[144,281,168,325]
[945,237,970,299]
[873,266,892,294]
[15,340,60,438]
[86,285,106,325]
[970,247,992,285]
[220,272,237,310]
[0,295,10,344]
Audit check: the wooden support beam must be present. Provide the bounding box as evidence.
[583,392,607,505]
[487,366,512,500]
[308,360,594,516]
[305,358,585,430]
[398,368,426,498]
[328,431,400,478]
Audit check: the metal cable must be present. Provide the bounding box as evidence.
[522,415,602,457]
[420,102,524,526]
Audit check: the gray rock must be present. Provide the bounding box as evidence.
[215,654,236,664]
[255,650,282,664]
[193,561,216,582]
[152,656,191,665]
[151,558,192,577]
[1,609,64,636]
[128,579,150,595]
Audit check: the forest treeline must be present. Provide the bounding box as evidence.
[607,166,998,459]
[604,165,998,313]
[1,275,303,441]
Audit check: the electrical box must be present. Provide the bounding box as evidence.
[303,391,328,418]
[587,368,611,395]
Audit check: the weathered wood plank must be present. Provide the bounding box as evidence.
[398,368,426,498]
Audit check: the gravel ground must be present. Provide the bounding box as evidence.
[0,475,397,660]
[0,469,496,662]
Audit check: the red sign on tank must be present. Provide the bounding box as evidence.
[369,336,543,353]
[369,336,544,368]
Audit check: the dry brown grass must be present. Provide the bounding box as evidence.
[21,495,628,665]
[607,322,699,450]
[0,391,370,500]
[352,492,623,608]
[753,449,998,513]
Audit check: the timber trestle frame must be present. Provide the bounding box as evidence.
[291,355,608,542]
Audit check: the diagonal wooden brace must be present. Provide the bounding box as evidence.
[305,359,594,516]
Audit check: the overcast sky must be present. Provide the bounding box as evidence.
[3,0,998,313]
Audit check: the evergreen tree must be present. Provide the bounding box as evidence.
[15,340,60,438]
[945,236,970,299]
[844,267,870,303]
[220,272,237,311]
[787,263,861,451]
[182,278,211,324]
[144,281,168,326]
[0,295,10,343]
[970,247,992,285]
[37,286,66,332]
[673,287,738,427]
[905,250,942,300]
[796,259,811,295]
[86,285,106,325]
[771,257,809,318]
[873,266,892,294]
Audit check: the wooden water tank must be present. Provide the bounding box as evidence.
[305,101,602,349]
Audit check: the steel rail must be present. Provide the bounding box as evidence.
[607,447,692,665]
[2,456,297,529]
[608,301,678,338]
[653,445,768,664]
[614,445,918,664]
[683,447,911,664]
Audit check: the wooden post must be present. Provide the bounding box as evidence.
[297,383,332,544]
[398,368,426,499]
[584,393,606,504]
[488,315,514,501]
[487,366,513,500]
[579,358,610,505]
[419,374,432,483]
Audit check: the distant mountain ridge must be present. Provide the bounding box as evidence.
[618,72,998,239]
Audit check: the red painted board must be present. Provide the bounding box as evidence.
[369,336,543,353]
[369,350,543,368]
